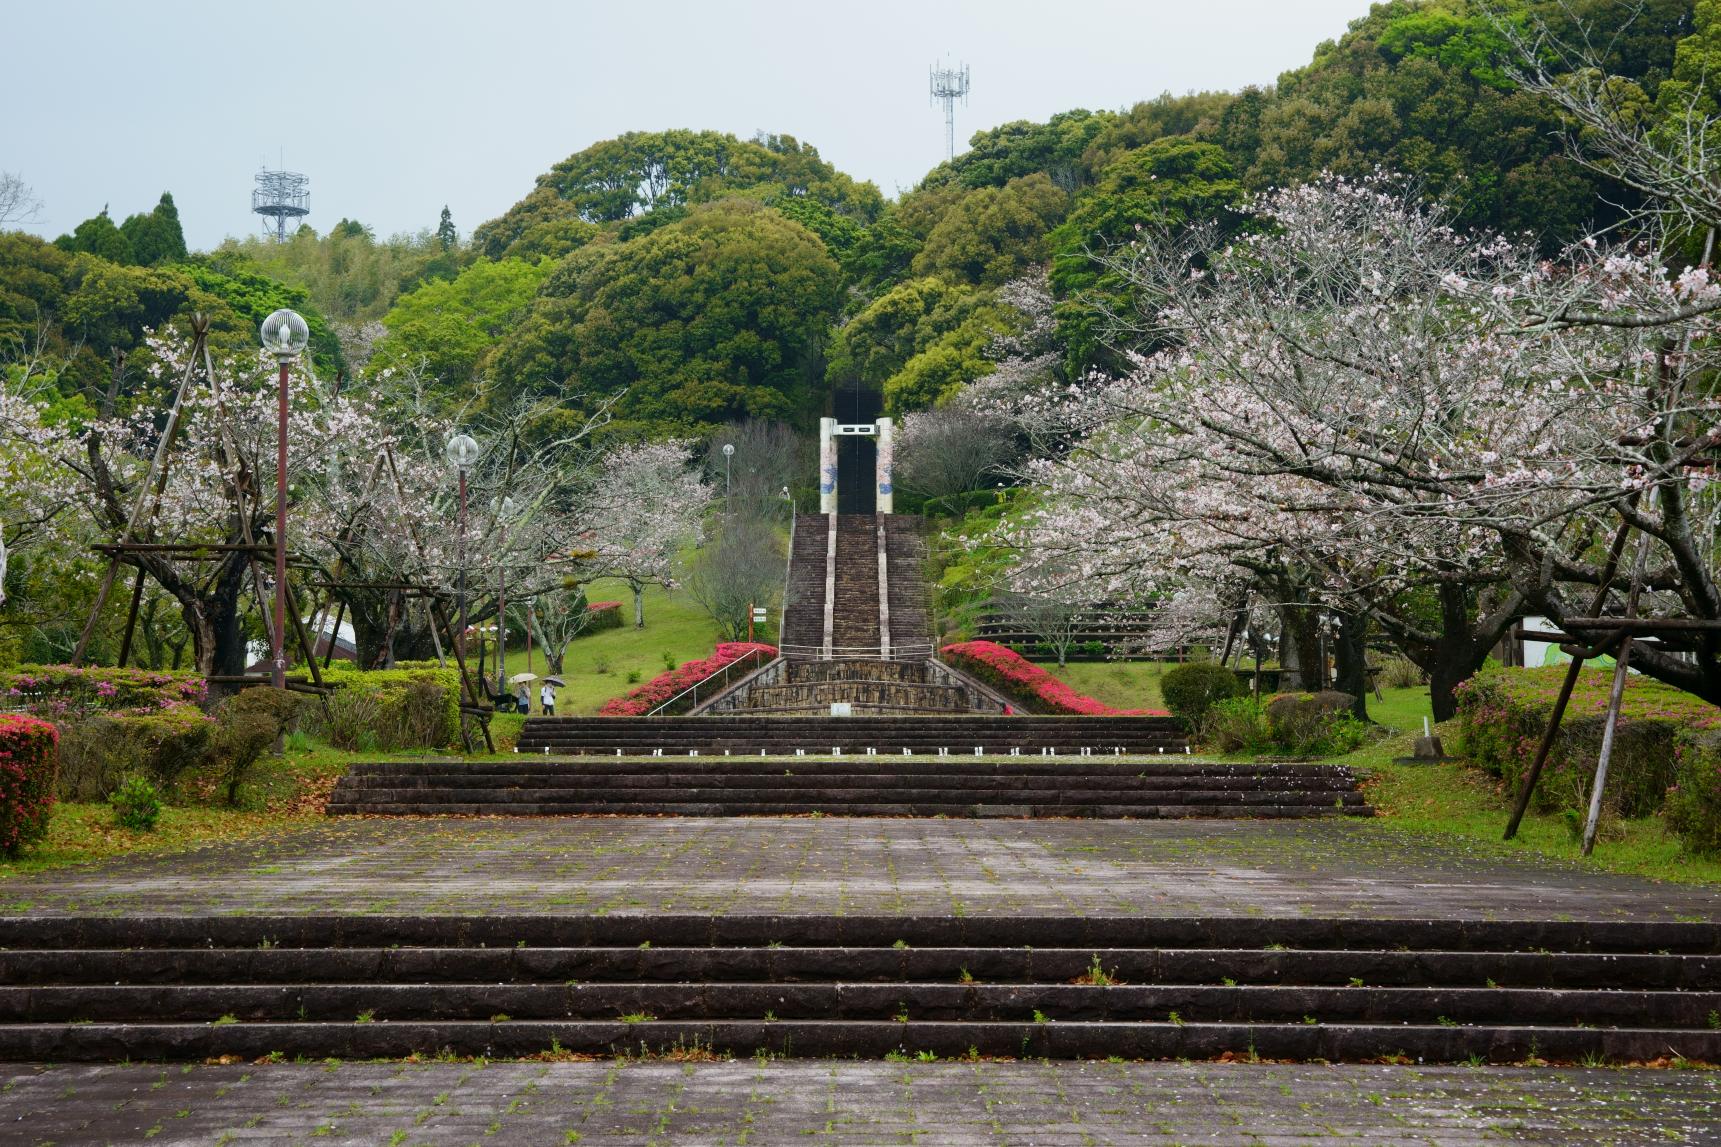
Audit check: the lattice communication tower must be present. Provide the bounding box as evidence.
[930,63,971,162]
[252,168,309,242]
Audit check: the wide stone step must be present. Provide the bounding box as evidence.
[325,801,1374,819]
[3,1018,1715,1064]
[9,947,1714,990]
[9,982,1712,1028]
[330,786,1368,807]
[336,772,1360,793]
[346,759,1324,779]
[7,915,1710,953]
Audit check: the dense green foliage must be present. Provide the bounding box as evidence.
[1455,667,1712,822]
[472,130,883,257]
[1160,662,1246,726]
[488,199,843,431]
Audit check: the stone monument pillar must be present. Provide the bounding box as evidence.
[818,417,838,514]
[875,417,894,515]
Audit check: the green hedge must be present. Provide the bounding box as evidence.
[304,666,460,751]
[56,705,214,801]
[1455,667,1716,822]
[1161,662,1244,726]
[0,665,207,717]
[1671,730,1721,855]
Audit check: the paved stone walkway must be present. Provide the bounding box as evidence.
[2,818,1716,921]
[4,1059,1718,1145]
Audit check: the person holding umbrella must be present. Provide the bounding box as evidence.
[510,672,536,714]
[540,676,564,716]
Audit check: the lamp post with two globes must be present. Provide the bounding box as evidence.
[260,309,310,690]
[445,434,482,656]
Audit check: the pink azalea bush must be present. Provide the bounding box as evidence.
[940,641,1169,716]
[0,715,58,857]
[0,665,206,718]
[598,643,777,716]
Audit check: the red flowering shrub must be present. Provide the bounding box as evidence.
[0,715,59,856]
[598,643,777,716]
[586,601,624,633]
[940,641,1170,716]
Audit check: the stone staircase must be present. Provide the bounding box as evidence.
[780,513,829,653]
[512,715,1186,755]
[883,516,932,652]
[325,754,1364,818]
[831,512,880,655]
[3,913,1715,1063]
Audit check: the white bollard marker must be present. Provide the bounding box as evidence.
[866,747,877,756]
[1010,747,1021,756]
[689,750,698,756]
[796,749,806,757]
[974,746,983,756]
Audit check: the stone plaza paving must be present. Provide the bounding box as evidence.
[1,816,1718,1144]
[2,1059,1717,1145]
[2,816,1718,921]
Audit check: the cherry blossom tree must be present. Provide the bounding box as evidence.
[574,440,712,628]
[999,173,1721,718]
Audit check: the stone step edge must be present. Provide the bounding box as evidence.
[322,805,1375,821]
[11,984,1712,1027]
[4,917,1713,953]
[1,1019,1714,1064]
[7,948,1715,990]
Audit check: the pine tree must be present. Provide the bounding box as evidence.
[436,205,457,250]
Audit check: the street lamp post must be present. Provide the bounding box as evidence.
[445,434,481,657]
[722,443,734,508]
[260,309,310,690]
[492,496,517,703]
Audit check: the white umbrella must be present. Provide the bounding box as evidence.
[508,672,539,685]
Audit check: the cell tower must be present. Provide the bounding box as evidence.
[929,62,971,162]
[252,168,309,242]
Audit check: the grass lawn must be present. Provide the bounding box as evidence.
[0,739,366,877]
[1029,659,1171,711]
[483,577,732,715]
[1321,686,1721,886]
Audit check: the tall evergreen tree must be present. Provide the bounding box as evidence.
[436,205,457,250]
[120,192,187,265]
[54,207,135,265]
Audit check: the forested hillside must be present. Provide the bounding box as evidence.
[362,0,1691,433]
[0,0,1705,667]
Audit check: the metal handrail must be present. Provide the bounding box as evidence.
[643,647,773,716]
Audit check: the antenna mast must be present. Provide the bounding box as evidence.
[929,62,971,162]
[252,168,310,242]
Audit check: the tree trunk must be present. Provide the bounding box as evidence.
[1331,610,1369,720]
[1278,603,1322,692]
[631,578,646,628]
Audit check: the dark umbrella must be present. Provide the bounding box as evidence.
[543,676,566,687]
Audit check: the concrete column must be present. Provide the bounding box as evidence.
[819,417,838,514]
[875,416,894,516]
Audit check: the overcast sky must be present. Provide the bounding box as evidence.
[5,0,1377,252]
